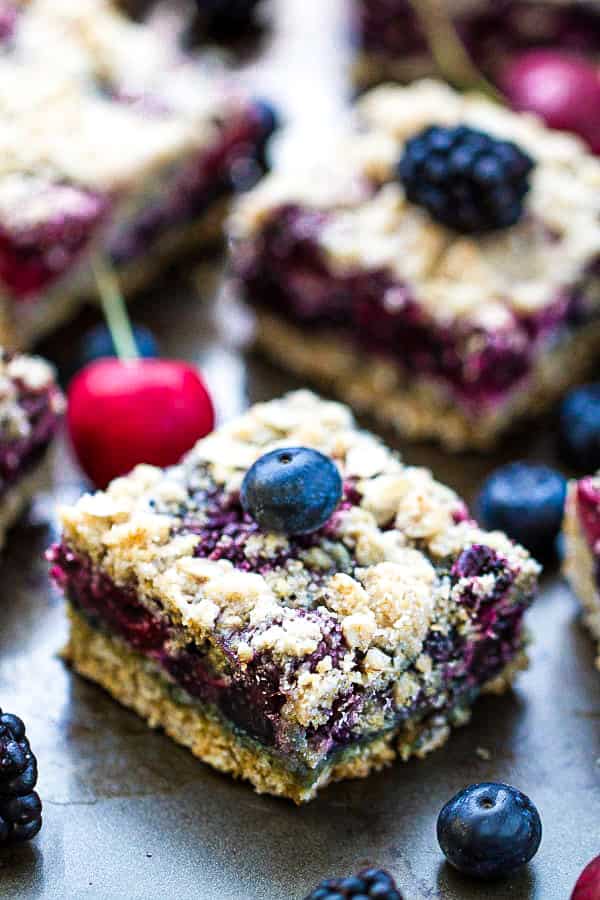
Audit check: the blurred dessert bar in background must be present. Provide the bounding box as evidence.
[0,0,276,349]
[230,79,600,450]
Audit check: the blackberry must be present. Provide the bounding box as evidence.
[398,125,535,233]
[0,710,42,844]
[305,867,403,899]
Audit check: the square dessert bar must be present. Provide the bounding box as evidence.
[50,391,539,803]
[0,0,275,350]
[563,474,600,669]
[0,348,63,547]
[230,79,600,450]
[352,0,600,88]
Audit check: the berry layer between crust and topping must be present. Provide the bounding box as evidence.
[0,348,64,496]
[563,473,600,668]
[0,0,274,310]
[50,392,540,783]
[230,80,600,416]
[353,0,600,81]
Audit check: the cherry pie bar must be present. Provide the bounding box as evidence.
[0,0,275,349]
[0,348,63,548]
[230,80,600,450]
[50,391,539,803]
[352,0,600,88]
[563,473,600,669]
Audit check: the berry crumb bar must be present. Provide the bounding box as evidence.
[0,348,63,548]
[563,474,600,669]
[352,0,600,88]
[230,80,600,450]
[50,391,539,802]
[0,0,275,350]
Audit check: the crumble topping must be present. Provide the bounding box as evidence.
[58,390,540,719]
[230,79,600,324]
[0,0,255,194]
[0,347,61,440]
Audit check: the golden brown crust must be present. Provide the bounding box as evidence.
[64,608,526,802]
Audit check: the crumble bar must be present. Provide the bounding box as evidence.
[563,473,600,669]
[0,0,275,349]
[352,0,600,89]
[0,347,63,547]
[50,390,539,802]
[229,79,600,450]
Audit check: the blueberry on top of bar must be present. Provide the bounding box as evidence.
[53,392,539,800]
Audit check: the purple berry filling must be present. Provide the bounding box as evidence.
[0,379,62,496]
[180,479,360,574]
[0,182,110,300]
[354,0,600,75]
[49,529,530,768]
[237,205,596,410]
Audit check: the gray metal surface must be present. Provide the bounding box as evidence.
[1,2,599,897]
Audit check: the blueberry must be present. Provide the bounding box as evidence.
[437,782,542,880]
[477,462,566,557]
[241,447,342,535]
[559,384,600,472]
[80,324,158,368]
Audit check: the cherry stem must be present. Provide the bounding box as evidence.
[408,0,502,101]
[91,256,139,361]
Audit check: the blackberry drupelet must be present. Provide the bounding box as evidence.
[0,709,42,844]
[398,124,534,233]
[305,867,403,899]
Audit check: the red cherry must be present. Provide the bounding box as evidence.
[572,855,600,900]
[67,358,215,488]
[501,50,600,154]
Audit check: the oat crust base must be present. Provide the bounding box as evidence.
[255,312,600,451]
[64,608,527,803]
